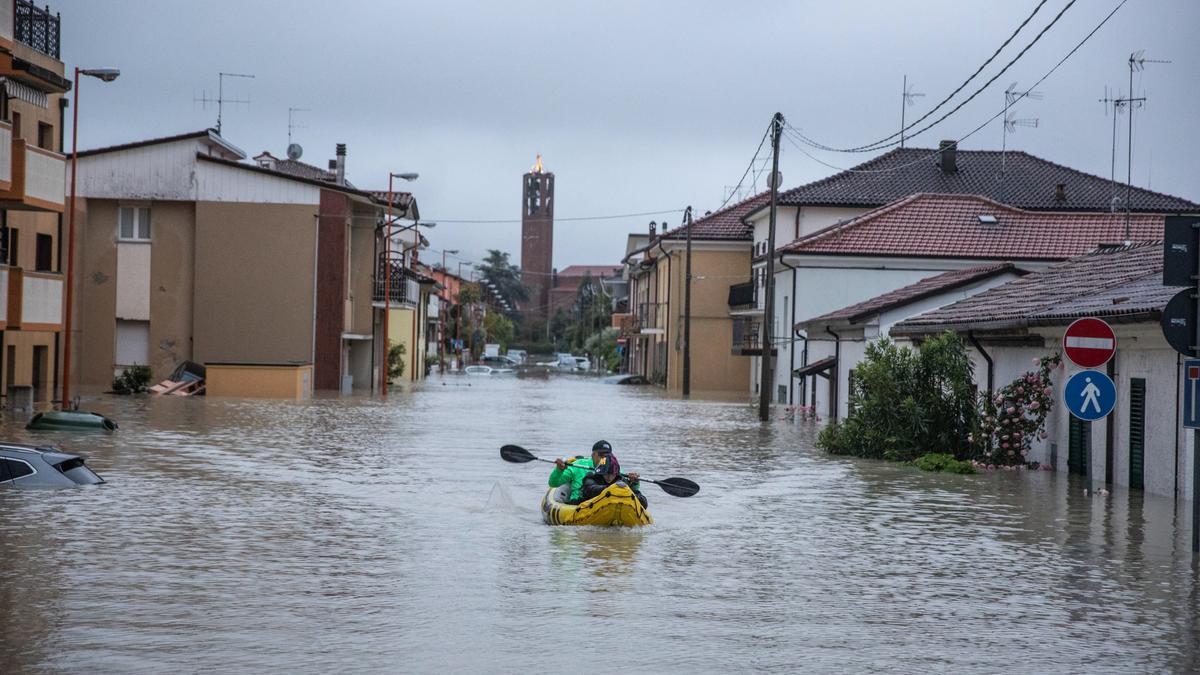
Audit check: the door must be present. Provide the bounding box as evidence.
[31,345,46,402]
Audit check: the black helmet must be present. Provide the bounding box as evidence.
[591,440,613,455]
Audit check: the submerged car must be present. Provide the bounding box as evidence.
[0,444,105,487]
[603,374,649,385]
[464,365,493,376]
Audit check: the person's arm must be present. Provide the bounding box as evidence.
[548,458,569,487]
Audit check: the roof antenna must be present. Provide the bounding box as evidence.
[287,107,310,159]
[999,82,1041,203]
[1123,49,1168,242]
[1098,85,1134,211]
[194,72,255,135]
[899,75,925,149]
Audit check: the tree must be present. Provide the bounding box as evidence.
[484,312,515,347]
[565,272,613,350]
[476,249,529,310]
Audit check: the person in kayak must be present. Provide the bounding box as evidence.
[549,453,593,505]
[581,440,647,508]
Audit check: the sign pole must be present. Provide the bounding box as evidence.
[1193,219,1199,553]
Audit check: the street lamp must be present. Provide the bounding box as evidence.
[62,67,120,408]
[439,248,459,372]
[381,171,418,396]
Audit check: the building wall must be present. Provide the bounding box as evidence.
[520,171,554,316]
[314,190,349,390]
[662,247,752,394]
[192,201,316,366]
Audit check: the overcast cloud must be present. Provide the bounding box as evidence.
[61,0,1199,270]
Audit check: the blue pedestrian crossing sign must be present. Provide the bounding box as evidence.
[1185,360,1200,429]
[1064,370,1116,421]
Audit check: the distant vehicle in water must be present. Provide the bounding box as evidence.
[481,355,519,368]
[484,343,501,358]
[555,353,578,370]
[603,374,649,385]
[0,444,105,487]
[464,365,493,376]
[574,356,591,371]
[506,349,528,365]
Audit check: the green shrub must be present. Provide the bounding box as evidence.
[387,343,407,381]
[112,365,152,394]
[912,452,976,474]
[817,332,977,462]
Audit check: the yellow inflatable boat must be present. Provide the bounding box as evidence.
[541,482,653,527]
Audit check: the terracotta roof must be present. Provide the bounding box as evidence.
[556,265,622,278]
[891,243,1167,334]
[775,146,1199,212]
[369,191,416,209]
[782,193,1163,261]
[796,263,1023,329]
[660,191,770,241]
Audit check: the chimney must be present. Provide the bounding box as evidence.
[335,143,347,185]
[938,140,957,173]
[648,221,657,243]
[1054,183,1066,202]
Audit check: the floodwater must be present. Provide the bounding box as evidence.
[2,374,1200,673]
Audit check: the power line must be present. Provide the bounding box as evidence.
[781,0,1129,174]
[796,0,1076,154]
[432,208,682,224]
[716,119,773,211]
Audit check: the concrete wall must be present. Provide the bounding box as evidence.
[207,363,312,399]
[193,201,316,366]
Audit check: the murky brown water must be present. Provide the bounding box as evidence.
[2,374,1199,673]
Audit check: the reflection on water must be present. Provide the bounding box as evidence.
[1,376,1199,672]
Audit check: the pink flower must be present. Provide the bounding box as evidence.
[1016,387,1025,396]
[1030,401,1041,410]
[1043,386,1053,396]
[1002,442,1010,449]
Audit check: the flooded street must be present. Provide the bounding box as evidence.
[3,375,1200,673]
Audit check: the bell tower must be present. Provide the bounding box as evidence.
[521,154,554,318]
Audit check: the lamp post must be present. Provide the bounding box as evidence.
[380,172,418,396]
[440,248,459,373]
[61,67,120,409]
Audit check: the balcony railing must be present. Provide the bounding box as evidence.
[635,302,665,333]
[0,268,62,330]
[0,140,65,212]
[373,261,421,308]
[728,281,757,310]
[731,316,775,356]
[15,1,60,59]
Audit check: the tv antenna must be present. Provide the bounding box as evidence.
[999,82,1041,202]
[1121,50,1169,239]
[1098,85,1138,210]
[898,75,925,149]
[287,107,310,159]
[195,72,255,134]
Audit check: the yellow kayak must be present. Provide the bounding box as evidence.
[541,482,653,527]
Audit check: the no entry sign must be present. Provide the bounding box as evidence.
[1063,317,1116,368]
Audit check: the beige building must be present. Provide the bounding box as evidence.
[0,2,69,403]
[619,196,762,395]
[69,130,409,395]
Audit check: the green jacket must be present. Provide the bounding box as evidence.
[548,456,593,502]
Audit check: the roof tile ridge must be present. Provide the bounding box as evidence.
[1012,150,1200,208]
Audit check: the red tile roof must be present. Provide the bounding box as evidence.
[796,263,1023,328]
[556,265,622,279]
[775,146,1199,212]
[891,242,1167,334]
[782,193,1163,260]
[659,191,770,241]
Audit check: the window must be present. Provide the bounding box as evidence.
[36,122,52,150]
[35,233,51,271]
[1068,417,1090,476]
[7,227,18,267]
[11,111,20,139]
[1128,378,1146,490]
[0,458,34,482]
[119,207,151,241]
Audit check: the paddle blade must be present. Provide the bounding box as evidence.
[500,444,538,463]
[654,477,699,498]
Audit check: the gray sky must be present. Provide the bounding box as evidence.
[62,0,1199,271]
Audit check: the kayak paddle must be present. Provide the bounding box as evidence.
[500,444,699,498]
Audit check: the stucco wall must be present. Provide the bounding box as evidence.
[663,246,752,395]
[193,201,316,365]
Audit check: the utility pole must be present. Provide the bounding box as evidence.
[758,112,784,422]
[682,206,694,397]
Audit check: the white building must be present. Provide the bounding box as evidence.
[892,243,1189,500]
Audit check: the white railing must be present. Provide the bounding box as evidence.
[24,144,65,209]
[0,123,11,189]
[22,272,61,325]
[0,1,13,46]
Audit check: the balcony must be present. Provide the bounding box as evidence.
[14,1,59,60]
[0,140,64,212]
[611,312,635,336]
[635,302,665,335]
[372,260,421,309]
[0,267,62,331]
[728,280,764,315]
[732,316,775,357]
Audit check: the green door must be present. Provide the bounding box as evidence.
[1068,416,1090,476]
[1128,378,1145,490]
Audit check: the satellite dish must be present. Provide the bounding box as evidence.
[287,143,303,160]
